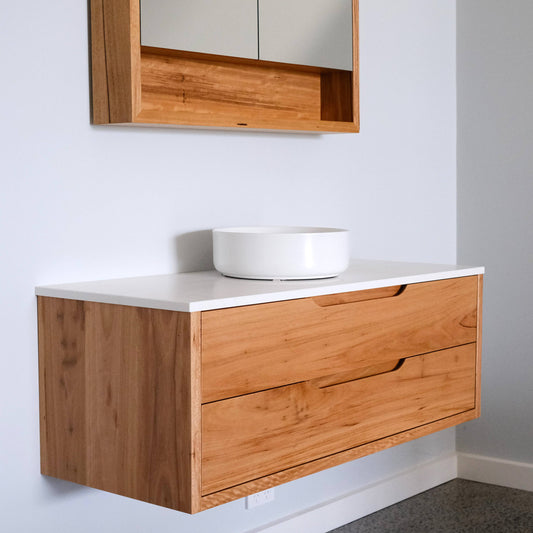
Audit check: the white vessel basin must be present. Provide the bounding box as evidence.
[212,226,350,280]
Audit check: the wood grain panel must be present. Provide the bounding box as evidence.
[321,70,353,122]
[138,49,321,124]
[201,277,479,403]
[38,297,87,483]
[202,344,476,495]
[90,0,141,124]
[137,48,358,132]
[200,408,477,510]
[38,298,202,513]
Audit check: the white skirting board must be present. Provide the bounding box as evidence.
[247,452,533,533]
[248,454,458,533]
[457,452,533,492]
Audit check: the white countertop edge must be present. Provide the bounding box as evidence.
[35,264,484,312]
[190,267,484,311]
[34,287,193,313]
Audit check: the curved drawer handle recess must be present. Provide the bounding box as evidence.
[312,285,406,307]
[311,358,406,389]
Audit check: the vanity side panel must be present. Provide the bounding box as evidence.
[38,298,202,514]
[38,297,88,484]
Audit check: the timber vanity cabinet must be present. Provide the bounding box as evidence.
[90,0,359,132]
[37,260,483,513]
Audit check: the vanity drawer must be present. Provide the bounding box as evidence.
[201,343,477,495]
[201,276,478,402]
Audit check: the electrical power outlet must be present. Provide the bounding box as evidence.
[246,488,275,509]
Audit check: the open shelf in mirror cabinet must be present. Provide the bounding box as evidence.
[90,0,359,133]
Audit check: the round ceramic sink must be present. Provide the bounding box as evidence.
[212,226,350,280]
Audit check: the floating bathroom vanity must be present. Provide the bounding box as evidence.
[37,259,483,513]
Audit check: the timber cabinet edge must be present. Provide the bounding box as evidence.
[89,0,359,133]
[38,300,203,514]
[37,273,483,514]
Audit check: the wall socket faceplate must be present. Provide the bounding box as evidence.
[246,488,275,509]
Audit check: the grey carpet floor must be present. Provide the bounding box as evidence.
[328,479,533,532]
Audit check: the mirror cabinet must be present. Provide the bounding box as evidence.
[90,0,359,132]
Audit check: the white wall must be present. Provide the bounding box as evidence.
[457,1,533,461]
[0,1,457,531]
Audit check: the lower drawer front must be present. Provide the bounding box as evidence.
[201,343,477,495]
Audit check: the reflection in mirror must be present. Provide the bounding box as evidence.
[140,0,352,70]
[259,0,353,70]
[140,0,258,60]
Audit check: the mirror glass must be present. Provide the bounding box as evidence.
[140,0,352,71]
[259,0,352,71]
[140,0,258,60]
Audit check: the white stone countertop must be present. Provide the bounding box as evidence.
[35,259,484,312]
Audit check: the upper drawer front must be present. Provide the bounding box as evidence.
[201,276,478,403]
[201,343,477,495]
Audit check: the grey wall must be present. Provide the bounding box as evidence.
[0,1,457,531]
[457,0,533,461]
